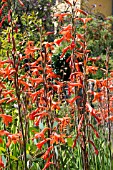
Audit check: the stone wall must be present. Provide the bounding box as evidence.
[82,0,112,16]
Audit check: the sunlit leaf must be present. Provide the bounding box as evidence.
[0,147,6,152]
[10,155,18,161]
[67,138,73,147]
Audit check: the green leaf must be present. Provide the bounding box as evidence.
[66,138,73,147]
[27,154,33,161]
[29,162,41,170]
[0,147,6,152]
[54,146,58,159]
[29,127,39,134]
[32,158,43,163]
[56,109,59,114]
[10,155,18,161]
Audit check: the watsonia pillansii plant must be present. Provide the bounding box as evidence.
[0,0,113,169]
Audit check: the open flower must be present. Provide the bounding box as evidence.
[36,138,50,150]
[50,132,65,144]
[34,127,50,140]
[0,114,12,126]
[6,132,22,147]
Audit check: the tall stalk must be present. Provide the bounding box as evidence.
[13,53,27,170]
[82,37,89,170]
[9,2,27,168]
[106,48,111,170]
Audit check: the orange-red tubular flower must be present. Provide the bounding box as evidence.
[0,114,12,126]
[34,127,50,140]
[0,130,10,136]
[36,138,50,150]
[42,162,54,170]
[18,0,24,6]
[50,132,65,144]
[6,132,22,147]
[87,140,99,155]
[41,146,53,160]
